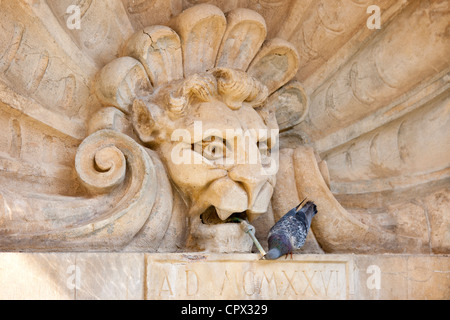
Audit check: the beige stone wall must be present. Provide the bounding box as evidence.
[0,253,448,300]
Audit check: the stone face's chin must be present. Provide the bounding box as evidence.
[196,181,274,224]
[188,213,254,253]
[187,207,253,252]
[189,185,273,252]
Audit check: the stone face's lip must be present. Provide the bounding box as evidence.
[215,207,235,220]
[200,206,247,225]
[190,211,254,253]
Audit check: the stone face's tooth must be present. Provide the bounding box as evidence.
[215,208,234,221]
[245,210,256,222]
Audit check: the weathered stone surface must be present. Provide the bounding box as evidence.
[267,81,309,131]
[146,254,353,300]
[0,253,75,300]
[47,0,135,66]
[353,254,450,300]
[74,253,145,300]
[0,253,448,300]
[216,8,267,71]
[169,4,227,77]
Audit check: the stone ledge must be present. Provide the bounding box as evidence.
[0,253,448,300]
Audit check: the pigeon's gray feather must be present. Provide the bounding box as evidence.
[265,201,317,259]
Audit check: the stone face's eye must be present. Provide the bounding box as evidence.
[257,139,272,166]
[203,142,224,160]
[257,139,270,155]
[193,136,228,161]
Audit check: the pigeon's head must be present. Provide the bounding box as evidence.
[264,248,282,260]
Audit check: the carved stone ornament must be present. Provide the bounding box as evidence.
[0,1,448,255]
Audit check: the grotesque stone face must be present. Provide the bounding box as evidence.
[163,98,277,220]
[132,69,279,250]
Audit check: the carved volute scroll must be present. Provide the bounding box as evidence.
[0,129,163,251]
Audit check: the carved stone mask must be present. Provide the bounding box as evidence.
[131,68,279,225]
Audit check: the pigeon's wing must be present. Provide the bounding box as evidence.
[269,211,308,250]
[268,208,297,237]
[291,217,308,249]
[288,212,308,249]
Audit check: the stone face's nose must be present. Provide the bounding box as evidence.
[228,163,268,215]
[223,129,274,220]
[246,182,273,221]
[204,177,248,220]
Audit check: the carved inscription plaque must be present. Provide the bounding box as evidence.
[146,254,353,300]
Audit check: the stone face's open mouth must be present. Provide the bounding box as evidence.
[189,207,255,253]
[200,206,248,225]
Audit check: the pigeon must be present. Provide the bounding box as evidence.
[264,199,317,260]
